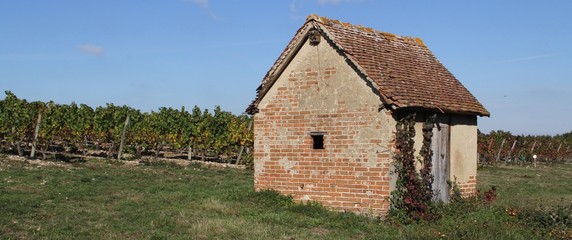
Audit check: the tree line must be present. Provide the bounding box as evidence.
[478,130,572,165]
[0,91,253,164]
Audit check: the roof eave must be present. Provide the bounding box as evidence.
[393,106,490,117]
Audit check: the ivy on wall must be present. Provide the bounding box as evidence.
[389,113,437,223]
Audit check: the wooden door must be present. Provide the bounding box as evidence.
[431,114,450,202]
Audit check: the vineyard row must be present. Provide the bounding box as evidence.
[0,91,253,165]
[478,130,572,165]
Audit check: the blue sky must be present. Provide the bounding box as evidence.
[1,0,571,135]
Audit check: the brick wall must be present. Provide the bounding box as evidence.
[252,34,479,216]
[253,42,397,215]
[457,175,477,197]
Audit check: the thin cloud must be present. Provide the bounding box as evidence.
[230,39,275,46]
[190,0,208,8]
[317,0,359,5]
[78,44,104,55]
[289,0,305,21]
[496,53,561,64]
[185,0,217,19]
[317,0,343,4]
[290,0,298,12]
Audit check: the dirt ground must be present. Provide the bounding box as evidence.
[0,154,246,170]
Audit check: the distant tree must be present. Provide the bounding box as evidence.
[555,131,572,145]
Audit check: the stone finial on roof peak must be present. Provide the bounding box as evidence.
[306,14,323,23]
[414,38,426,47]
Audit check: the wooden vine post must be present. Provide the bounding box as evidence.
[530,141,537,155]
[117,115,130,160]
[188,146,192,160]
[507,140,517,161]
[487,137,495,163]
[495,139,506,163]
[30,111,42,158]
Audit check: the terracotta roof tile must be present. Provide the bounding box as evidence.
[247,15,489,117]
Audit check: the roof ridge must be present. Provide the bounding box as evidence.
[306,14,426,48]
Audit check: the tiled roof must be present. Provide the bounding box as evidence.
[247,15,489,117]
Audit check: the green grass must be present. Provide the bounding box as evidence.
[478,163,572,208]
[0,158,570,239]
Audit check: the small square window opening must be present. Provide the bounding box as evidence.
[310,132,325,149]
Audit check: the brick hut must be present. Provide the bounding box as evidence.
[246,15,489,215]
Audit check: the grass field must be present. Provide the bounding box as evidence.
[1,156,571,239]
[478,163,572,208]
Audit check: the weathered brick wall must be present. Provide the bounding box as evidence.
[253,36,396,215]
[457,175,477,197]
